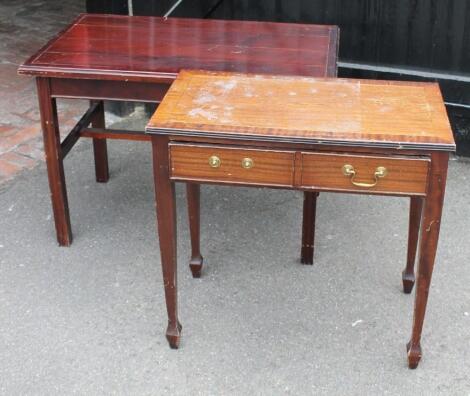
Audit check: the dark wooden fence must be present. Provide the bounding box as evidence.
[87,0,470,155]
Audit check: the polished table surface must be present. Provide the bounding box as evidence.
[150,70,454,150]
[18,14,338,264]
[147,70,455,368]
[18,13,338,82]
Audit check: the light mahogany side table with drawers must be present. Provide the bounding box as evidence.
[146,70,455,368]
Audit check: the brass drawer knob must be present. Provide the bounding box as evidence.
[241,157,254,169]
[342,164,388,188]
[208,155,221,168]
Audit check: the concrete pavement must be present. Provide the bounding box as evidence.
[0,135,469,394]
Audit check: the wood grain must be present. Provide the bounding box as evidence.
[36,78,72,246]
[169,143,295,187]
[152,135,182,349]
[18,14,338,83]
[301,152,430,195]
[90,100,109,183]
[49,78,170,102]
[407,151,449,368]
[19,14,339,281]
[403,196,424,294]
[147,70,455,151]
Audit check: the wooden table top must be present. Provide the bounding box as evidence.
[147,70,455,151]
[18,14,338,83]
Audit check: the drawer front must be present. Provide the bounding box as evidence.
[301,153,429,195]
[170,144,295,187]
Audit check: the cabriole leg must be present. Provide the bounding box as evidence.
[407,152,449,369]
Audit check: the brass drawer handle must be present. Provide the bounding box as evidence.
[209,155,221,168]
[342,164,388,188]
[241,157,254,169]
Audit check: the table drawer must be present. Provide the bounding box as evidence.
[301,153,430,195]
[170,144,295,187]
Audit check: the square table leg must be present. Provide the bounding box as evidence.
[90,100,109,183]
[36,77,72,246]
[152,135,182,349]
[301,191,319,264]
[407,152,449,369]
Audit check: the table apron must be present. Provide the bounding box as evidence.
[168,143,430,197]
[49,78,170,103]
[169,178,428,197]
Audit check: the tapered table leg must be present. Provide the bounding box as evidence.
[36,78,72,246]
[402,196,424,293]
[90,100,109,183]
[186,183,204,278]
[152,135,181,349]
[407,152,449,369]
[301,191,319,264]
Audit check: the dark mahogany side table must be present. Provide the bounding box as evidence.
[146,70,455,368]
[18,13,338,275]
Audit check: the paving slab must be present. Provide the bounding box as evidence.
[0,0,85,184]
